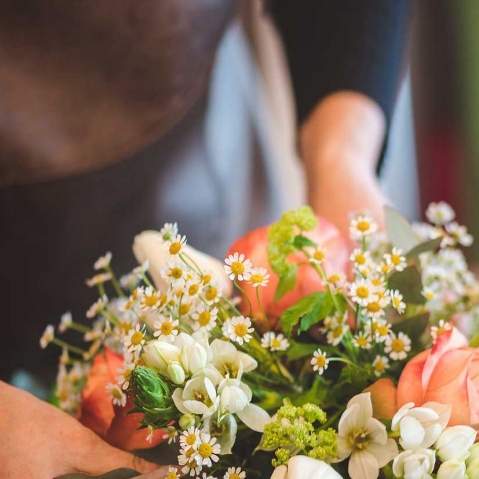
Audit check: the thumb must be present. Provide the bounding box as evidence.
[74,430,166,476]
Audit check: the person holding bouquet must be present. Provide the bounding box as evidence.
[0,0,410,477]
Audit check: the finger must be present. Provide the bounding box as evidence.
[135,467,175,479]
[74,429,160,475]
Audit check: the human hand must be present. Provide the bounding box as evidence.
[0,381,169,479]
[300,91,387,241]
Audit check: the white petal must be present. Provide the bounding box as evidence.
[347,393,373,426]
[367,438,398,468]
[270,465,287,479]
[349,451,379,479]
[338,403,361,435]
[365,417,388,445]
[398,416,425,450]
[172,388,189,415]
[287,455,343,479]
[236,403,271,432]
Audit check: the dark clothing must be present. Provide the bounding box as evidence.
[0,1,410,382]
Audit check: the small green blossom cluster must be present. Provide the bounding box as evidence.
[261,400,337,467]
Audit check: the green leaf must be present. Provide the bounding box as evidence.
[388,265,425,304]
[57,469,140,479]
[286,341,323,361]
[385,206,418,251]
[293,234,317,249]
[298,293,333,334]
[391,313,429,348]
[407,237,443,258]
[274,264,297,301]
[290,375,328,406]
[280,292,327,336]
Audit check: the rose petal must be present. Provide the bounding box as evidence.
[364,378,397,420]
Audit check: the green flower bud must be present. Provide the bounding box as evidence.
[179,414,196,430]
[130,366,176,427]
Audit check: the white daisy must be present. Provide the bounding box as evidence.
[384,247,407,272]
[310,246,327,265]
[372,355,390,377]
[168,234,187,256]
[160,222,178,242]
[248,267,270,287]
[123,323,146,353]
[58,311,72,333]
[139,286,162,311]
[192,305,218,331]
[224,466,246,479]
[105,382,127,407]
[311,348,329,375]
[426,201,455,225]
[350,278,374,306]
[361,294,389,319]
[326,272,346,293]
[160,260,188,286]
[94,251,112,270]
[446,221,473,247]
[165,466,180,479]
[178,447,202,476]
[203,279,223,304]
[384,332,411,360]
[367,318,392,343]
[193,433,221,467]
[431,320,452,342]
[153,315,179,342]
[390,289,406,314]
[349,248,371,269]
[260,332,290,351]
[180,426,202,448]
[224,252,252,281]
[352,332,372,350]
[326,319,349,346]
[116,362,136,390]
[349,214,378,240]
[162,426,178,445]
[184,278,202,298]
[223,316,254,345]
[40,324,55,349]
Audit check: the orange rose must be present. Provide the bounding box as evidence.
[227,216,349,323]
[79,348,164,450]
[396,327,479,426]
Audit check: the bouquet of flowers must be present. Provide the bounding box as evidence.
[41,202,479,479]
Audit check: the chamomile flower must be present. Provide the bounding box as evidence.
[224,466,246,479]
[310,246,327,265]
[431,320,452,342]
[390,289,406,314]
[123,323,146,353]
[361,294,389,319]
[165,467,180,479]
[352,332,372,350]
[203,279,223,304]
[422,286,436,301]
[349,214,378,240]
[350,278,374,306]
[85,272,112,288]
[162,427,178,445]
[86,295,108,318]
[58,311,72,333]
[160,260,188,286]
[160,222,178,242]
[192,305,218,331]
[384,332,411,360]
[367,318,392,343]
[372,355,390,377]
[180,426,202,448]
[224,253,252,281]
[116,362,136,390]
[384,247,407,272]
[184,278,202,298]
[248,267,270,287]
[349,248,371,269]
[446,221,473,247]
[260,332,290,351]
[426,201,455,225]
[326,318,349,346]
[223,316,254,345]
[40,324,55,349]
[153,315,179,342]
[311,348,329,375]
[94,251,112,270]
[178,447,202,476]
[139,286,163,311]
[105,382,127,407]
[326,272,346,292]
[193,433,221,467]
[168,234,187,256]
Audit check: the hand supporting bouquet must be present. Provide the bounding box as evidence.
[41,203,479,479]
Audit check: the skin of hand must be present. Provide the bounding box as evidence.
[0,381,170,479]
[300,91,388,240]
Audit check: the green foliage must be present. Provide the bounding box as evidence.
[385,206,418,251]
[407,236,443,258]
[57,469,139,479]
[388,266,426,305]
[274,264,298,302]
[280,292,332,336]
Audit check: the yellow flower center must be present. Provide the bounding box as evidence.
[180,303,191,315]
[314,250,325,261]
[367,302,381,313]
[185,447,196,458]
[328,274,341,283]
[372,278,382,286]
[425,291,434,300]
[193,389,213,407]
[377,325,389,336]
[198,311,211,326]
[315,355,326,368]
[391,254,402,265]
[271,338,282,349]
[202,274,212,285]
[230,474,241,479]
[58,389,69,402]
[186,434,197,446]
[119,321,132,334]
[355,253,366,264]
[144,295,159,307]
[251,273,264,284]
[131,331,143,346]
[357,221,371,232]
[169,267,183,280]
[356,286,369,298]
[375,360,385,372]
[356,337,368,347]
[123,369,132,381]
[349,427,372,450]
[391,338,405,352]
[188,284,200,296]
[381,264,392,273]
[169,242,182,255]
[160,321,173,335]
[111,388,123,400]
[234,323,248,337]
[205,287,218,302]
[167,472,178,479]
[231,261,245,275]
[198,443,213,458]
[393,297,401,308]
[333,325,343,338]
